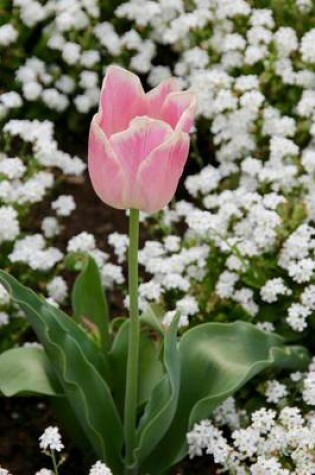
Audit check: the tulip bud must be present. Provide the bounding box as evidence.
[88,65,196,213]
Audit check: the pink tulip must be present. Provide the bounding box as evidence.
[88,65,196,213]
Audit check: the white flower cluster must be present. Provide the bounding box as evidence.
[89,461,113,475]
[67,232,124,288]
[108,0,315,334]
[187,358,315,474]
[39,426,64,452]
[0,119,85,279]
[188,404,315,474]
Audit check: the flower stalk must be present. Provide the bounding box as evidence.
[124,208,140,473]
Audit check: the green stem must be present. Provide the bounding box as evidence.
[51,450,59,475]
[124,209,140,473]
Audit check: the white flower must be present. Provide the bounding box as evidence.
[252,408,276,434]
[232,427,260,457]
[0,468,12,475]
[0,206,20,244]
[9,235,63,272]
[35,469,53,475]
[80,50,100,67]
[62,42,81,65]
[108,233,129,263]
[139,281,162,303]
[302,361,315,406]
[22,81,43,101]
[0,283,10,306]
[265,380,288,404]
[234,288,258,316]
[274,27,298,57]
[41,217,60,238]
[300,29,315,64]
[296,0,313,12]
[39,426,64,452]
[67,232,96,253]
[42,89,69,112]
[0,91,22,109]
[301,285,315,311]
[52,195,76,217]
[0,312,9,326]
[101,263,124,288]
[260,278,291,303]
[216,271,239,299]
[89,461,113,475]
[288,259,315,284]
[162,310,189,328]
[287,303,311,332]
[0,24,18,46]
[176,295,199,316]
[47,277,68,304]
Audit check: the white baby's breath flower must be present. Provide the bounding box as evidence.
[89,461,113,475]
[51,195,76,217]
[39,426,64,452]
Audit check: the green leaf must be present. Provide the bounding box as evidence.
[142,321,309,474]
[108,320,164,417]
[140,304,164,336]
[0,271,123,474]
[72,255,110,351]
[0,347,61,397]
[135,314,181,469]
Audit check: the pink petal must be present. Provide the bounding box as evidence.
[99,65,147,137]
[136,131,190,212]
[146,78,179,119]
[109,117,173,178]
[161,91,196,133]
[88,114,126,209]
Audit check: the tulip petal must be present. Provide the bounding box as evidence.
[136,131,190,212]
[109,117,173,177]
[88,115,126,209]
[99,65,147,137]
[162,91,196,133]
[146,78,179,119]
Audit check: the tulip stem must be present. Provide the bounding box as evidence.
[124,208,140,472]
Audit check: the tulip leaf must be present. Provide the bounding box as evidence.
[0,347,62,397]
[135,313,180,467]
[108,319,164,417]
[140,304,164,335]
[0,271,123,474]
[141,321,310,474]
[72,255,110,351]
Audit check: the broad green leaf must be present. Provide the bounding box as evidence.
[135,313,180,469]
[108,320,164,417]
[0,347,61,397]
[142,321,309,474]
[72,255,110,351]
[0,271,123,474]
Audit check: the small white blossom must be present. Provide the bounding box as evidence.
[89,461,113,475]
[265,380,288,404]
[39,426,64,452]
[52,195,76,217]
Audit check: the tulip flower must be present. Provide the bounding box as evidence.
[88,65,195,213]
[88,65,195,471]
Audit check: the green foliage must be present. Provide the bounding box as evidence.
[0,266,309,474]
[0,346,61,396]
[71,254,110,351]
[140,322,309,474]
[0,270,124,474]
